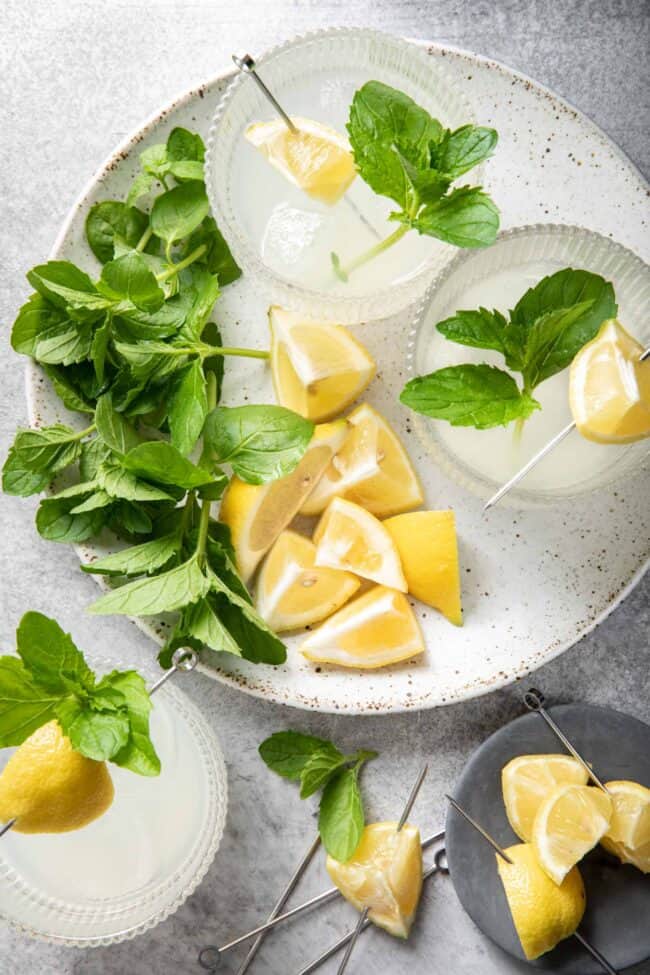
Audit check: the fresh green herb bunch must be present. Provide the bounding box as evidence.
[401,268,617,429]
[0,612,159,774]
[3,128,314,668]
[259,730,377,861]
[332,81,500,280]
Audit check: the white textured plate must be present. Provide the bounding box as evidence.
[26,39,649,714]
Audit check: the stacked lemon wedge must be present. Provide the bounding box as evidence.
[219,308,464,669]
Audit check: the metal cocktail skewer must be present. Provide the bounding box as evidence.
[0,647,198,838]
[297,834,447,975]
[236,833,321,975]
[336,764,428,975]
[484,346,650,510]
[446,795,619,975]
[523,687,609,792]
[232,53,381,241]
[198,768,432,972]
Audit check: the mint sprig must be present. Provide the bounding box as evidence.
[259,730,377,861]
[332,82,499,280]
[401,268,617,430]
[0,612,160,775]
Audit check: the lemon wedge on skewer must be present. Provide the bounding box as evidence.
[245,117,357,205]
[532,783,612,885]
[219,420,347,583]
[301,403,423,517]
[383,510,462,626]
[0,720,114,834]
[255,530,359,632]
[269,307,376,422]
[496,843,586,960]
[600,779,650,872]
[327,822,423,938]
[569,318,650,443]
[301,585,424,669]
[313,497,407,591]
[501,755,589,842]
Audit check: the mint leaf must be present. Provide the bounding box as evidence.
[2,425,84,497]
[36,495,110,542]
[300,749,346,799]
[436,124,498,178]
[42,365,95,415]
[95,393,141,454]
[184,217,241,286]
[167,359,208,456]
[12,295,95,365]
[318,767,365,861]
[82,533,180,576]
[88,556,210,616]
[151,183,210,246]
[436,307,509,355]
[16,612,93,694]
[166,127,205,164]
[85,202,150,263]
[0,658,60,746]
[55,696,131,761]
[27,261,112,312]
[178,598,243,658]
[409,186,499,248]
[400,364,540,429]
[122,442,215,489]
[126,172,154,208]
[259,731,339,780]
[519,300,594,388]
[99,252,165,313]
[210,589,287,664]
[97,461,173,502]
[97,671,160,776]
[203,405,313,484]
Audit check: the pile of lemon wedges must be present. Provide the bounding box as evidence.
[219,307,463,669]
[496,753,650,959]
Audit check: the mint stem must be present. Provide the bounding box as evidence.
[156,244,207,283]
[135,227,153,253]
[332,223,409,281]
[73,423,96,440]
[196,372,218,564]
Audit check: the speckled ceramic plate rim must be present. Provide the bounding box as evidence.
[24,39,650,715]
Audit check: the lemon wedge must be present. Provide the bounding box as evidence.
[501,755,590,842]
[0,720,114,834]
[496,843,585,959]
[255,530,360,632]
[532,783,612,885]
[301,585,424,669]
[601,780,650,849]
[326,822,423,938]
[245,117,356,205]
[313,497,407,591]
[301,403,424,517]
[219,420,347,582]
[569,318,650,443]
[601,836,650,873]
[383,510,462,625]
[269,307,376,422]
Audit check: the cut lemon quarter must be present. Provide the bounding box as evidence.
[301,403,423,517]
[313,497,406,591]
[301,586,424,669]
[496,843,585,960]
[532,783,612,885]
[256,530,359,632]
[501,755,589,842]
[602,779,650,849]
[569,318,650,443]
[245,117,356,205]
[219,420,347,582]
[269,306,376,422]
[327,822,423,938]
[384,510,462,625]
[601,836,650,874]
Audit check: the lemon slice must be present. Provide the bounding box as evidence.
[532,783,612,885]
[496,843,586,959]
[383,510,462,625]
[269,307,376,422]
[313,497,407,591]
[0,720,114,834]
[601,780,650,849]
[601,835,650,874]
[301,403,424,517]
[256,530,360,632]
[301,585,424,669]
[569,318,650,443]
[501,755,590,842]
[245,117,356,204]
[219,420,347,582]
[327,822,423,938]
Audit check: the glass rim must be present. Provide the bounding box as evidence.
[205,26,477,322]
[405,222,650,508]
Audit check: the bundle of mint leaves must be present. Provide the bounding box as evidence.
[3,127,315,668]
[332,81,500,280]
[259,730,377,860]
[0,612,159,774]
[401,268,617,429]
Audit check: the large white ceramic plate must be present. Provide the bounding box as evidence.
[26,39,649,714]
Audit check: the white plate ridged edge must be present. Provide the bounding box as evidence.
[25,40,650,715]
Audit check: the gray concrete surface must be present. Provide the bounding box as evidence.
[0,1,648,973]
